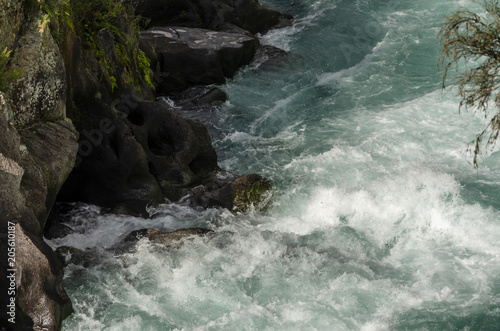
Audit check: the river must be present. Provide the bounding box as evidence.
[52,0,500,329]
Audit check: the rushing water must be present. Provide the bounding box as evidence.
[53,0,500,329]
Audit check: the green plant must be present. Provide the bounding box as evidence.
[439,0,500,167]
[71,0,152,93]
[34,0,153,93]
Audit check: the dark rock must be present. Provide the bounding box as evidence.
[230,173,273,212]
[161,86,228,127]
[55,246,99,267]
[132,0,293,35]
[59,96,220,212]
[140,27,258,93]
[171,86,228,108]
[58,116,165,217]
[45,223,74,240]
[123,99,219,198]
[253,45,293,71]
[190,173,273,212]
[125,227,213,247]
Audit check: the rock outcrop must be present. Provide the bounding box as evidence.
[140,26,259,92]
[0,1,78,329]
[133,0,293,35]
[0,0,291,328]
[125,227,213,247]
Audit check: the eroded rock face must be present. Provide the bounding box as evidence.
[140,27,258,92]
[15,224,73,330]
[125,99,220,197]
[58,116,164,216]
[58,96,220,213]
[133,0,293,35]
[19,119,79,230]
[0,95,75,329]
[8,14,67,127]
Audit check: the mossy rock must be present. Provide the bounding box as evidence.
[231,173,272,212]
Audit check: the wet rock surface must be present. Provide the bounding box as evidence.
[125,227,214,247]
[189,173,273,212]
[140,27,258,92]
[133,0,293,35]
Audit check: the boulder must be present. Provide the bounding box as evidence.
[0,94,74,329]
[132,0,293,35]
[55,246,101,268]
[171,86,228,108]
[14,224,73,330]
[125,227,213,247]
[123,99,220,199]
[58,95,220,212]
[140,27,258,92]
[190,173,273,212]
[253,45,294,71]
[230,174,272,212]
[57,116,165,216]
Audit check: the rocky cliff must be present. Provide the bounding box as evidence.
[0,0,291,329]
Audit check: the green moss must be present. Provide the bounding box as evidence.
[35,0,153,94]
[233,179,272,212]
[0,48,22,92]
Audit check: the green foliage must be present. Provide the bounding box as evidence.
[439,0,500,167]
[0,48,22,92]
[35,0,153,93]
[70,0,153,92]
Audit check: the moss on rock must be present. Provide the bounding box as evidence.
[231,173,272,212]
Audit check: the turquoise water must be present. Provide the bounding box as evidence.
[54,0,500,329]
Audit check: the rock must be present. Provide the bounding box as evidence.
[124,99,220,198]
[230,173,273,212]
[0,13,77,326]
[190,173,273,212]
[7,14,67,127]
[45,223,74,240]
[160,86,228,127]
[18,119,79,230]
[0,106,76,330]
[6,223,73,331]
[58,95,220,212]
[0,0,24,52]
[55,246,99,267]
[132,0,293,35]
[171,86,228,108]
[140,27,258,92]
[253,45,294,71]
[125,227,213,247]
[57,116,165,217]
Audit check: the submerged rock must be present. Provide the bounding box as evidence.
[230,174,273,212]
[125,227,213,247]
[253,45,295,71]
[55,246,101,268]
[191,173,273,212]
[140,27,258,92]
